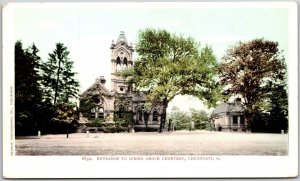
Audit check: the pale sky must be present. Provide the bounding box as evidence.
[13,3,289,113]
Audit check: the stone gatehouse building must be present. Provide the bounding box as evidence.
[79,32,166,132]
[211,98,247,132]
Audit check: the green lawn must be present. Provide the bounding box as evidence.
[15,130,288,155]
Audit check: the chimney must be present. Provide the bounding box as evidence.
[99,76,106,84]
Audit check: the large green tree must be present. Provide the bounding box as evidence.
[15,41,43,135]
[15,41,80,135]
[218,39,287,130]
[40,43,80,133]
[119,28,221,132]
[41,43,79,106]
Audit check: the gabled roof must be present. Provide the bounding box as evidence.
[80,77,113,98]
[212,102,244,116]
[212,102,229,115]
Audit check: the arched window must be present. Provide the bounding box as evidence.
[124,57,128,66]
[98,107,104,119]
[153,110,158,123]
[116,57,121,70]
[116,57,121,65]
[91,108,96,118]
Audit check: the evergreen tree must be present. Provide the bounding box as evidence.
[15,41,43,135]
[267,83,288,133]
[41,43,79,106]
[40,43,80,133]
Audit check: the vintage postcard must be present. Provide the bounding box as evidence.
[2,1,298,178]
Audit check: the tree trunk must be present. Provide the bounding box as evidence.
[54,58,62,107]
[159,98,168,133]
[168,119,172,132]
[245,110,253,132]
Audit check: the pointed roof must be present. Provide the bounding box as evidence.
[116,31,128,45]
[80,77,113,98]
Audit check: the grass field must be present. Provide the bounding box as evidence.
[15,130,288,156]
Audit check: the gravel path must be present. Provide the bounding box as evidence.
[15,130,288,156]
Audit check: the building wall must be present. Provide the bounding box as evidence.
[213,114,230,131]
[214,115,227,125]
[212,114,247,132]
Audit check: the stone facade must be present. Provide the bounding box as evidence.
[79,32,165,132]
[211,98,247,132]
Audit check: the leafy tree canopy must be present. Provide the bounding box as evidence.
[119,28,221,108]
[219,38,287,124]
[219,39,286,109]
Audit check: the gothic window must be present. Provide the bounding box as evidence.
[124,57,128,66]
[116,57,121,65]
[91,108,96,118]
[98,107,104,119]
[116,57,121,70]
[233,116,238,124]
[153,110,158,123]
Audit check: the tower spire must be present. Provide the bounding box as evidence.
[116,31,128,45]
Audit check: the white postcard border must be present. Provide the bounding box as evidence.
[2,1,298,178]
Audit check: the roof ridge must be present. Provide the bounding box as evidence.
[80,79,113,97]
